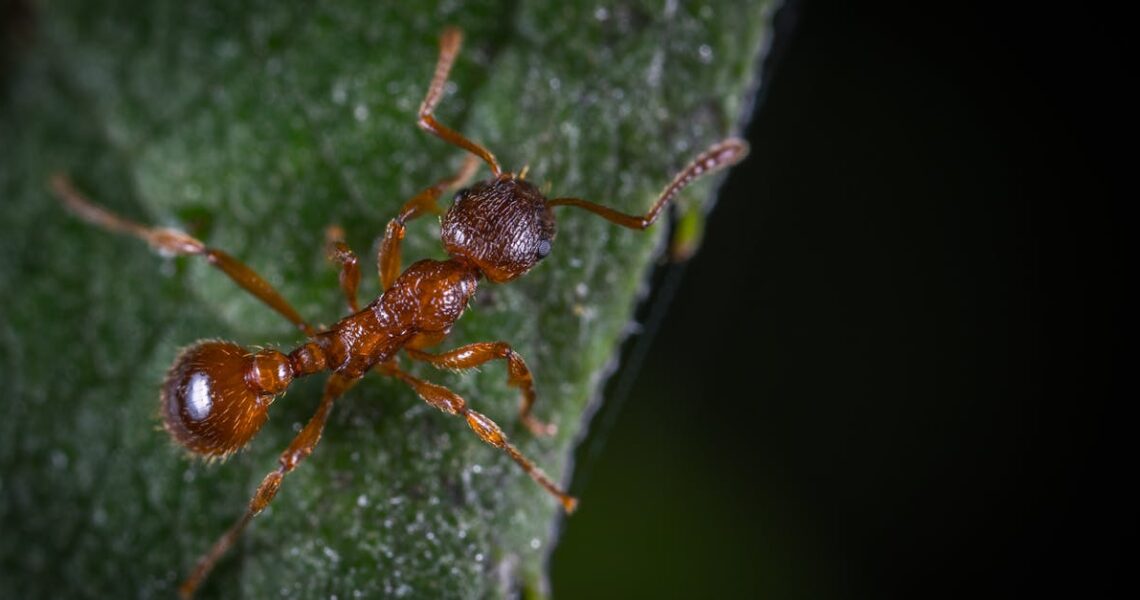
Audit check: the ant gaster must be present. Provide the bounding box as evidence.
[51,27,748,598]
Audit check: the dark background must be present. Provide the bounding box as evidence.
[553,1,1131,597]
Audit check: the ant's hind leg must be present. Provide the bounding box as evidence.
[377,154,478,290]
[406,342,556,436]
[416,27,502,177]
[325,225,361,313]
[377,362,577,513]
[50,175,316,336]
[178,373,356,599]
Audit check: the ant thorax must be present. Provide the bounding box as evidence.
[373,258,479,340]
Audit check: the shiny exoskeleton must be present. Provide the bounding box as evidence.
[51,27,748,599]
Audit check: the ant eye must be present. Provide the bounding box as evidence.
[453,188,469,204]
[536,239,552,259]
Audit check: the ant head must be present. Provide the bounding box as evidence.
[441,176,556,282]
[162,341,292,458]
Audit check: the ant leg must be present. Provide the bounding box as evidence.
[405,343,556,436]
[549,138,750,230]
[417,27,503,177]
[50,175,316,336]
[377,154,478,289]
[178,373,356,599]
[325,225,361,313]
[377,361,577,513]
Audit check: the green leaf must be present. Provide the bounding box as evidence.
[0,1,774,597]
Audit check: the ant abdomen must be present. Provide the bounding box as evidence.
[162,341,294,457]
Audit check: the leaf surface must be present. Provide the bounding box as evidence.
[0,1,775,596]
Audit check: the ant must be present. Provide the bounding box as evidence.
[50,27,748,598]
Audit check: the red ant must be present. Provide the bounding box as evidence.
[50,27,747,598]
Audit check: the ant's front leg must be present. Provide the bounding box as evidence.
[178,373,356,599]
[377,361,577,513]
[51,175,317,336]
[405,343,556,436]
[377,155,478,290]
[325,225,362,313]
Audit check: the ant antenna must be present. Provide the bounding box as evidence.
[549,138,748,229]
[417,27,504,177]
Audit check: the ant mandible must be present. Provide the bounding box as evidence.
[50,26,748,598]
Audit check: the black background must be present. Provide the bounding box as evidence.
[553,0,1131,597]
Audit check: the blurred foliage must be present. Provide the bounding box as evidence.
[0,0,772,597]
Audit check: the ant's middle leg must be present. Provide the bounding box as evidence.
[178,373,356,599]
[417,27,502,177]
[405,343,556,436]
[377,154,478,290]
[50,174,316,336]
[377,361,577,513]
